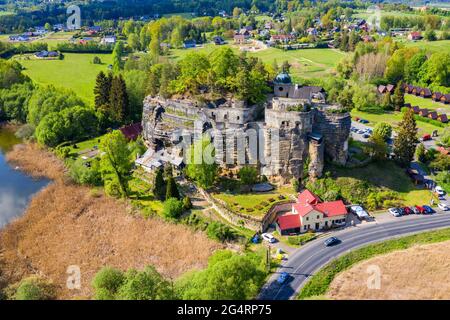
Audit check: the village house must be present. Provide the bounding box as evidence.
[213,36,225,45]
[438,114,448,123]
[419,87,432,98]
[34,50,59,59]
[270,34,295,43]
[428,111,438,120]
[411,106,421,114]
[432,92,443,101]
[408,31,422,41]
[101,35,116,45]
[276,190,348,235]
[183,39,196,49]
[419,109,429,117]
[377,84,395,94]
[440,94,450,104]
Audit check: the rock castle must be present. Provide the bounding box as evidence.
[141,72,351,183]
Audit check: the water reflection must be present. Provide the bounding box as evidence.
[0,128,49,228]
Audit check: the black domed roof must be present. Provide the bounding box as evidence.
[274,72,292,84]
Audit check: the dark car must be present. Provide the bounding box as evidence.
[422,205,434,214]
[277,272,289,284]
[324,237,340,247]
[397,207,405,215]
[415,205,426,214]
[402,207,412,215]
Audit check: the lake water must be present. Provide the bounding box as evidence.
[0,127,49,228]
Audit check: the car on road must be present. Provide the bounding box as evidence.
[324,237,340,246]
[438,203,449,211]
[262,233,276,243]
[415,205,426,214]
[277,272,289,284]
[435,186,446,196]
[389,208,402,217]
[422,205,434,214]
[410,206,420,214]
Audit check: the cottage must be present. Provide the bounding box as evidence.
[428,111,438,120]
[234,34,248,44]
[403,103,411,108]
[276,190,348,235]
[34,50,59,59]
[432,92,442,101]
[419,108,429,117]
[412,86,421,96]
[438,114,448,123]
[377,85,386,94]
[101,36,116,45]
[270,34,295,43]
[419,87,432,98]
[411,106,420,114]
[408,31,422,41]
[440,94,450,104]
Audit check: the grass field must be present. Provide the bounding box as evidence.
[298,228,450,299]
[401,39,450,53]
[15,52,112,103]
[351,110,447,135]
[169,43,345,79]
[405,94,450,114]
[352,9,422,20]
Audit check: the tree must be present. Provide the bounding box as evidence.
[69,158,102,186]
[182,196,193,211]
[14,276,56,300]
[373,122,392,141]
[418,52,450,88]
[381,92,392,110]
[392,82,405,112]
[366,133,388,161]
[170,27,183,49]
[162,197,183,220]
[238,166,258,186]
[206,222,235,242]
[100,131,132,197]
[92,267,125,300]
[393,108,418,167]
[152,168,166,201]
[416,143,427,163]
[232,7,242,18]
[405,51,427,84]
[44,22,52,31]
[424,28,437,41]
[165,175,180,200]
[109,75,129,123]
[127,33,140,51]
[94,71,111,109]
[93,56,102,64]
[185,136,218,189]
[112,41,124,73]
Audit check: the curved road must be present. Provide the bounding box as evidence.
[258,213,450,300]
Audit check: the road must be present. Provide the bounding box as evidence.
[258,212,450,300]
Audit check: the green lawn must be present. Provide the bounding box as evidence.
[405,94,449,113]
[351,110,447,135]
[213,186,295,218]
[298,227,450,299]
[15,53,112,104]
[402,39,450,53]
[169,44,345,79]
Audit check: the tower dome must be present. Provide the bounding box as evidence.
[274,72,292,85]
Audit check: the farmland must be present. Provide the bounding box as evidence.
[14,52,112,103]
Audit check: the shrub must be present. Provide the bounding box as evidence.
[91,267,125,300]
[162,197,183,220]
[14,276,56,300]
[206,221,236,242]
[182,196,193,211]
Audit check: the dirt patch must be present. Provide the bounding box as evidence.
[1,144,221,299]
[327,241,450,300]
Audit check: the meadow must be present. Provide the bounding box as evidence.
[169,43,345,79]
[405,94,449,114]
[15,52,113,103]
[401,39,450,53]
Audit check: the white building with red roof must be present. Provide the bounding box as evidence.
[276,190,348,235]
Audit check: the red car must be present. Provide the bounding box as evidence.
[415,205,426,214]
[402,207,412,215]
[422,134,431,141]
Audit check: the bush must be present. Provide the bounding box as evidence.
[162,197,183,220]
[15,124,35,140]
[91,267,125,300]
[182,196,193,211]
[287,233,317,246]
[69,158,102,186]
[206,221,236,242]
[14,276,56,300]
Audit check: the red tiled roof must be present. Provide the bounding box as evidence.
[297,189,320,205]
[315,200,348,217]
[277,214,301,230]
[292,203,315,217]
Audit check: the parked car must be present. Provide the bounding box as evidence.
[402,207,412,215]
[422,205,434,214]
[350,205,370,220]
[410,206,420,214]
[324,237,340,246]
[262,233,276,243]
[422,134,431,141]
[415,205,426,214]
[277,272,289,284]
[363,133,370,138]
[438,203,449,211]
[360,119,369,124]
[389,208,402,217]
[435,186,446,196]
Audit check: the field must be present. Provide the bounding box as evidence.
[331,161,433,207]
[328,240,450,299]
[401,39,450,53]
[351,110,447,135]
[169,44,345,79]
[298,228,450,299]
[352,9,421,20]
[14,53,112,103]
[405,94,449,114]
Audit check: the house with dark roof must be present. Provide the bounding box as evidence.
[276,190,348,235]
[411,106,420,114]
[119,123,142,141]
[432,92,443,101]
[270,34,295,43]
[213,36,225,45]
[419,87,432,98]
[438,114,448,123]
[377,85,387,94]
[419,108,429,117]
[428,111,438,120]
[183,39,196,49]
[440,94,450,104]
[412,86,421,96]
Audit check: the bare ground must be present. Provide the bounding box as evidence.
[327,241,450,300]
[1,143,221,299]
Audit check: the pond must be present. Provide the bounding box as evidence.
[0,127,49,228]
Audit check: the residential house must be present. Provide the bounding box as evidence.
[419,87,432,98]
[408,31,422,41]
[264,21,274,30]
[276,190,348,235]
[419,108,429,117]
[432,92,443,101]
[270,34,295,43]
[306,28,318,36]
[411,106,421,114]
[34,50,59,59]
[412,86,421,96]
[234,29,251,44]
[119,123,142,141]
[437,146,449,156]
[101,35,116,45]
[183,39,196,48]
[440,94,450,104]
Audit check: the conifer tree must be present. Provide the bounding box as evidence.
[392,81,405,111]
[109,75,129,124]
[94,71,111,109]
[393,108,418,167]
[166,175,180,200]
[152,168,166,200]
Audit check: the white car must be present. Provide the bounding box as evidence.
[435,186,446,196]
[438,203,449,211]
[350,205,369,220]
[262,233,276,243]
[388,208,401,217]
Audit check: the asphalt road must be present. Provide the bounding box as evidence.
[258,212,450,300]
